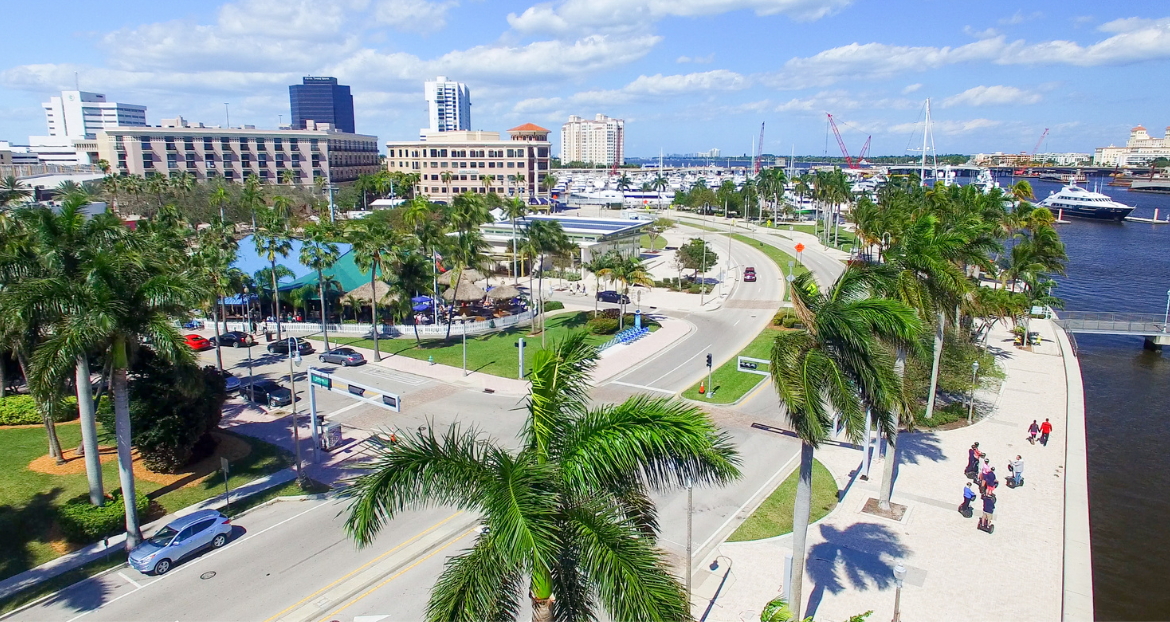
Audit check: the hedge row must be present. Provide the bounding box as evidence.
[542,300,565,312]
[57,489,152,542]
[0,395,80,426]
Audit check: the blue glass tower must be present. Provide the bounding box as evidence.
[289,77,355,133]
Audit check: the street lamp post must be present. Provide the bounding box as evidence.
[286,337,305,487]
[462,322,467,377]
[685,478,693,607]
[891,563,907,622]
[244,287,255,403]
[1163,288,1170,333]
[967,361,980,424]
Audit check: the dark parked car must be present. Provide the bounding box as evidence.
[128,510,233,575]
[267,337,315,355]
[246,379,292,407]
[220,370,240,394]
[596,290,630,304]
[319,347,366,366]
[209,331,254,348]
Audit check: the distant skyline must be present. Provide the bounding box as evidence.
[2,1,1169,157]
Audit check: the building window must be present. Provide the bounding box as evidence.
[186,153,196,166]
[142,155,153,169]
[507,162,514,168]
[167,154,178,169]
[256,138,265,147]
[221,137,231,148]
[204,137,214,150]
[274,138,283,149]
[489,162,495,168]
[517,162,525,168]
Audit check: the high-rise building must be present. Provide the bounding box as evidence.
[42,90,147,139]
[1094,125,1170,166]
[423,76,471,137]
[386,124,551,202]
[289,77,355,134]
[560,114,624,166]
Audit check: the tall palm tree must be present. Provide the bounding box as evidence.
[581,253,615,318]
[253,208,293,340]
[195,222,240,371]
[403,198,448,325]
[540,174,557,194]
[521,220,571,333]
[145,174,169,211]
[343,331,741,621]
[299,222,341,351]
[101,175,121,213]
[599,255,654,329]
[389,242,433,345]
[440,171,453,197]
[241,176,264,229]
[502,198,528,283]
[280,168,297,186]
[480,174,493,195]
[617,173,632,191]
[769,267,918,620]
[209,184,230,221]
[514,173,527,198]
[442,229,489,340]
[346,211,399,360]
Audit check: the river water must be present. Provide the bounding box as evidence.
[1003,176,1170,621]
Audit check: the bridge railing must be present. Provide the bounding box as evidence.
[1054,311,1168,333]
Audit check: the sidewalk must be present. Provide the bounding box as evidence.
[694,318,1090,622]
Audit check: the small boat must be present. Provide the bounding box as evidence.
[1036,184,1135,221]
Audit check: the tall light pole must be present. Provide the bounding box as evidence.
[244,287,255,403]
[967,361,980,424]
[462,321,468,376]
[1163,288,1170,333]
[286,337,305,487]
[891,563,907,622]
[685,478,693,608]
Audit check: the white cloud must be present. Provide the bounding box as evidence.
[507,0,851,36]
[772,90,916,114]
[888,118,1002,136]
[902,83,922,94]
[512,69,749,114]
[963,26,999,39]
[374,0,458,33]
[941,85,1040,108]
[766,19,1170,88]
[1000,10,1042,26]
[677,53,715,63]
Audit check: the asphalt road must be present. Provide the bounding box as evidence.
[6,218,847,622]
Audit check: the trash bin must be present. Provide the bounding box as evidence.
[265,330,273,342]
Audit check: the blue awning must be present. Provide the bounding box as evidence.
[220,294,259,305]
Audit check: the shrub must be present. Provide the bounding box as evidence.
[0,395,79,426]
[688,285,702,294]
[772,309,803,329]
[542,300,565,312]
[57,489,151,543]
[587,317,620,335]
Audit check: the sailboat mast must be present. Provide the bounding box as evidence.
[920,98,930,186]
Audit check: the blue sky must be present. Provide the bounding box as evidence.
[2,0,1169,157]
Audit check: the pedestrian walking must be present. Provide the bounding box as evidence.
[978,492,997,532]
[1039,418,1053,446]
[1028,420,1040,444]
[1009,455,1024,487]
[966,442,982,478]
[984,466,998,495]
[959,482,977,517]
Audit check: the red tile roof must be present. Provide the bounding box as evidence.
[508,123,550,133]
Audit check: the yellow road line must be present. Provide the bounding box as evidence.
[262,511,463,622]
[317,527,478,622]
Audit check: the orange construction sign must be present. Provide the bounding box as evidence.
[795,243,805,253]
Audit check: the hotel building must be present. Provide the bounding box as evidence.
[560,114,624,166]
[43,90,147,139]
[423,76,471,137]
[386,124,552,202]
[1094,125,1170,167]
[95,117,379,184]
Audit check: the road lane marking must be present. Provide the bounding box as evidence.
[321,401,365,418]
[261,511,465,622]
[608,381,676,395]
[116,571,143,589]
[644,345,709,387]
[64,499,331,622]
[316,527,478,622]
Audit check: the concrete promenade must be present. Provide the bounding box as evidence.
[693,318,1093,622]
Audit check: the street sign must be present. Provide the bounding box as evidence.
[220,456,229,475]
[787,274,795,282]
[310,373,332,389]
[795,243,805,253]
[348,384,366,396]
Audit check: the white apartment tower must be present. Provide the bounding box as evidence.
[560,114,624,166]
[43,90,147,139]
[423,76,471,137]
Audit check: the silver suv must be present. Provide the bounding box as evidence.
[128,510,233,575]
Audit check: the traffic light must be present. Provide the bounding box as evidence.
[706,353,713,368]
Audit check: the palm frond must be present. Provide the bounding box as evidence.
[426,533,524,622]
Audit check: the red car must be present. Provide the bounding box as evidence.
[744,266,757,282]
[184,334,212,351]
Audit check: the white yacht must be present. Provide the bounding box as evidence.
[1036,184,1135,221]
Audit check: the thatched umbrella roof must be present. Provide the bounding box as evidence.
[442,280,487,302]
[347,280,395,304]
[487,284,522,300]
[437,269,485,285]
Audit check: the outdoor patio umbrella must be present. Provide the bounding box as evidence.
[437,268,485,285]
[487,284,522,300]
[441,280,487,302]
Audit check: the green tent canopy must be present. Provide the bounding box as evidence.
[279,248,381,295]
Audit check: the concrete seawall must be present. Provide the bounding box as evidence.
[1053,324,1095,621]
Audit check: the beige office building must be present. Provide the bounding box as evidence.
[560,114,624,166]
[386,124,552,202]
[95,117,380,184]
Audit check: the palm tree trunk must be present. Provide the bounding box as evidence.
[923,310,945,420]
[511,219,518,285]
[880,350,907,509]
[0,353,6,399]
[271,258,282,341]
[112,340,142,549]
[211,304,224,371]
[789,441,815,621]
[444,267,462,341]
[17,353,63,462]
[370,271,381,361]
[75,356,105,505]
[318,269,331,351]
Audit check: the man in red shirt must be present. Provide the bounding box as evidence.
[1039,418,1053,446]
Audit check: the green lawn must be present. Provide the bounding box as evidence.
[0,423,292,582]
[768,223,859,249]
[640,233,669,250]
[729,234,810,280]
[320,312,654,380]
[682,330,776,403]
[728,458,838,541]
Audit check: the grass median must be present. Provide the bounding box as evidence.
[319,311,657,379]
[681,330,775,404]
[728,458,838,541]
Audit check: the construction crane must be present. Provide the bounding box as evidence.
[826,112,860,169]
[857,135,872,166]
[1031,128,1049,163]
[754,122,765,175]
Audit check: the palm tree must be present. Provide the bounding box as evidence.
[540,173,557,194]
[521,220,571,334]
[145,174,169,210]
[502,198,528,284]
[389,243,433,345]
[280,169,297,186]
[514,173,527,198]
[343,331,741,621]
[101,175,121,213]
[652,173,669,210]
[599,255,654,329]
[582,253,615,318]
[346,211,399,360]
[253,208,294,340]
[299,222,341,350]
[442,229,489,340]
[209,184,230,221]
[480,174,493,195]
[617,173,632,191]
[195,222,240,371]
[241,176,264,229]
[769,267,918,620]
[440,171,453,197]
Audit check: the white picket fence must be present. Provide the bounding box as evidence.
[207,309,537,341]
